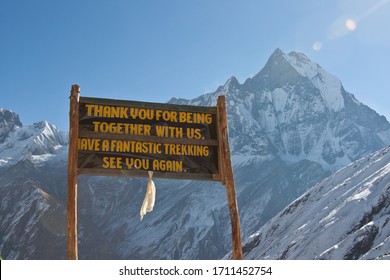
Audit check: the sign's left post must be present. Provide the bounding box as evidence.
[67,85,80,260]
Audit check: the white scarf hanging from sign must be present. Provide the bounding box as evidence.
[140,171,156,221]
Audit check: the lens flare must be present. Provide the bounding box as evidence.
[313,41,323,51]
[345,19,357,31]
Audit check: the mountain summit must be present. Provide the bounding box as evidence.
[174,49,390,170]
[245,48,344,111]
[0,108,22,143]
[0,109,68,167]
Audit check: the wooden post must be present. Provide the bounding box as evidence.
[217,95,243,260]
[67,85,80,260]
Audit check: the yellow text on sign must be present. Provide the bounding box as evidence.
[102,157,184,172]
[85,104,213,124]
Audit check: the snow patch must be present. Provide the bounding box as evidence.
[272,88,288,112]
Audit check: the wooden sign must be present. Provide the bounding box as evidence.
[67,85,242,260]
[77,97,220,181]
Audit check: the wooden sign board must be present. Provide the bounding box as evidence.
[67,85,242,260]
[77,97,220,181]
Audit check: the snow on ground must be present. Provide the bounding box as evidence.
[238,146,390,260]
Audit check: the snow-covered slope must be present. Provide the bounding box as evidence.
[239,146,390,260]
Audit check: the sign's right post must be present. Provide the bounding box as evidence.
[217,95,243,260]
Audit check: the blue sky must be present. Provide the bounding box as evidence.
[1,0,389,131]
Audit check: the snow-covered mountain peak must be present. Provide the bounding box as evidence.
[223,76,240,89]
[0,108,23,143]
[242,48,344,112]
[168,50,390,171]
[33,120,66,142]
[0,108,22,125]
[246,49,343,111]
[0,111,68,167]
